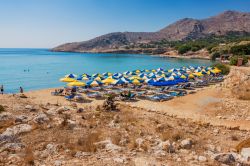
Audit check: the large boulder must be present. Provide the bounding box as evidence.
[1,124,32,137]
[180,138,193,149]
[214,153,236,165]
[33,113,49,124]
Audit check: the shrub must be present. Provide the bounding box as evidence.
[211,52,220,61]
[178,45,192,54]
[212,63,230,75]
[230,55,249,66]
[0,105,5,113]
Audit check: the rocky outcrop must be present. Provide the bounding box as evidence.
[52,10,250,53]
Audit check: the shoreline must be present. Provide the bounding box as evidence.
[51,49,212,61]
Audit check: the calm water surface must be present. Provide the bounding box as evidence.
[0,48,212,93]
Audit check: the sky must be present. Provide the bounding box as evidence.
[0,0,250,48]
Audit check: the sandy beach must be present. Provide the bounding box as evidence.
[0,66,250,165]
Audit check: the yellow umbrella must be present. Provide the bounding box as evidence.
[211,68,221,74]
[67,81,86,87]
[129,76,141,80]
[102,78,116,84]
[180,75,187,79]
[60,78,77,82]
[188,74,195,79]
[193,72,203,77]
[94,77,102,81]
[135,69,141,73]
[131,79,141,85]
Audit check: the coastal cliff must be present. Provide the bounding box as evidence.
[52,10,250,55]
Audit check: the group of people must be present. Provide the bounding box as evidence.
[0,85,24,95]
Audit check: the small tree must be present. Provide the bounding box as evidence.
[178,45,191,54]
[230,55,249,66]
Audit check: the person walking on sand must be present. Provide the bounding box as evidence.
[19,86,24,93]
[0,85,3,94]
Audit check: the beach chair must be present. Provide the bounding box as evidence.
[65,94,75,101]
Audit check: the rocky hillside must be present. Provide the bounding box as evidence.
[52,10,250,53]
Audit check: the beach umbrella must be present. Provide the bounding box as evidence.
[87,80,102,87]
[168,76,175,80]
[157,77,167,82]
[151,69,156,72]
[94,77,102,81]
[120,77,130,83]
[129,76,141,80]
[60,78,77,82]
[81,73,90,78]
[123,71,131,75]
[111,79,126,85]
[157,68,164,71]
[211,68,221,74]
[134,69,141,73]
[102,77,117,84]
[188,74,195,79]
[145,78,155,83]
[65,74,77,78]
[180,75,187,79]
[145,69,150,72]
[67,81,86,87]
[102,72,112,77]
[92,73,101,78]
[193,72,203,77]
[131,79,141,85]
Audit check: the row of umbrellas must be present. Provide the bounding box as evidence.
[60,66,221,87]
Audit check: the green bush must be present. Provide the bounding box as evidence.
[178,45,192,54]
[230,44,250,55]
[211,63,230,75]
[211,52,220,61]
[230,55,249,66]
[0,105,5,113]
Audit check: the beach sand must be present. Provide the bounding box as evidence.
[1,66,250,165]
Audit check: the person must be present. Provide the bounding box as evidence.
[20,86,24,93]
[0,85,3,95]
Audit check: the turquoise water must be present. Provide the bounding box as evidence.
[0,48,212,93]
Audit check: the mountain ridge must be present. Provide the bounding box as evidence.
[52,10,250,53]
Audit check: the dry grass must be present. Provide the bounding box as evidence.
[24,146,35,166]
[161,130,183,142]
[236,138,250,152]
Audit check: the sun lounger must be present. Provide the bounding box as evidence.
[147,94,173,102]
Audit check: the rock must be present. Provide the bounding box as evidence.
[241,148,250,162]
[135,138,144,149]
[198,156,207,162]
[46,108,57,115]
[113,157,126,163]
[46,143,57,154]
[54,160,62,166]
[25,105,36,112]
[1,124,32,137]
[15,115,29,123]
[95,139,122,152]
[152,140,175,154]
[1,143,25,152]
[0,112,13,121]
[181,138,193,149]
[56,106,70,114]
[214,153,236,165]
[77,108,84,113]
[33,113,49,124]
[67,119,76,129]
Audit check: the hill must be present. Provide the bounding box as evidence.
[52,10,250,53]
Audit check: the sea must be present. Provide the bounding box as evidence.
[0,48,212,93]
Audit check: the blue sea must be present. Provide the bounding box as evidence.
[0,48,212,93]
